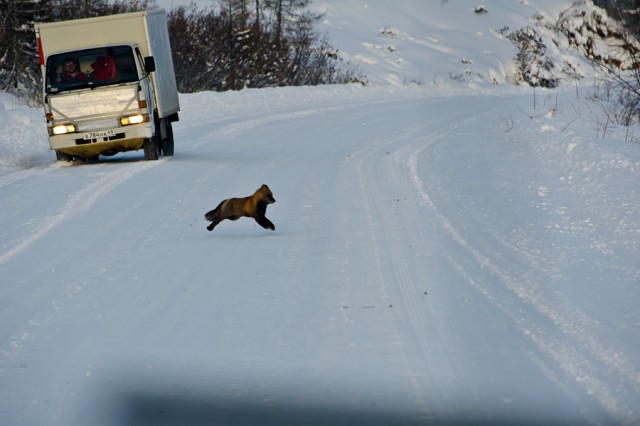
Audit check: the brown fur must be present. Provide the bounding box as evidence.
[205,184,276,231]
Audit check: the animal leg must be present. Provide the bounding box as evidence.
[207,219,221,231]
[255,216,275,230]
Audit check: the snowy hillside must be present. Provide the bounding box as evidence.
[309,0,574,87]
[2,1,640,425]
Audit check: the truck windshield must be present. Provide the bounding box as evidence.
[45,45,139,94]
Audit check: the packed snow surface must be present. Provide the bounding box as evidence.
[2,1,640,424]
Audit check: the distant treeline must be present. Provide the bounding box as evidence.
[0,0,365,103]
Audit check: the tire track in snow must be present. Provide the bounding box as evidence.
[0,165,52,190]
[348,113,467,419]
[0,160,161,265]
[183,96,397,147]
[407,117,640,423]
[375,119,483,411]
[350,127,433,420]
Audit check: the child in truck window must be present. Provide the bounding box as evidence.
[60,58,86,82]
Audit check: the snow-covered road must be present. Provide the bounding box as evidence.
[2,85,639,425]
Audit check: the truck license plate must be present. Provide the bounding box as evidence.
[83,129,116,140]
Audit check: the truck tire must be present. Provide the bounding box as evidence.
[143,137,160,160]
[55,151,71,161]
[162,121,174,156]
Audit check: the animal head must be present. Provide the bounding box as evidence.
[258,184,276,204]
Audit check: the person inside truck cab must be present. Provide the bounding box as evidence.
[60,58,86,82]
[91,51,116,81]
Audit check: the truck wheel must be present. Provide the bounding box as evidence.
[163,121,174,156]
[143,137,160,160]
[55,151,71,161]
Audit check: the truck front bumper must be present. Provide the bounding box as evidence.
[49,122,153,158]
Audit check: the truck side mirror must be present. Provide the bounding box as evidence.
[144,56,156,73]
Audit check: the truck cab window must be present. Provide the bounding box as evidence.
[46,45,139,93]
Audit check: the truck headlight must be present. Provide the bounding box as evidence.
[120,114,147,126]
[52,124,76,135]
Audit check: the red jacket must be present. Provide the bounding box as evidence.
[92,55,116,80]
[61,71,86,82]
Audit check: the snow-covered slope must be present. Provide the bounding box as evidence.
[310,0,572,87]
[2,1,640,425]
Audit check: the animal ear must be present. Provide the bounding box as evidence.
[261,184,269,189]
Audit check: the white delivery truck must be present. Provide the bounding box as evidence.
[34,9,180,161]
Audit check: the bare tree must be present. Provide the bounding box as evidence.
[167,0,364,92]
